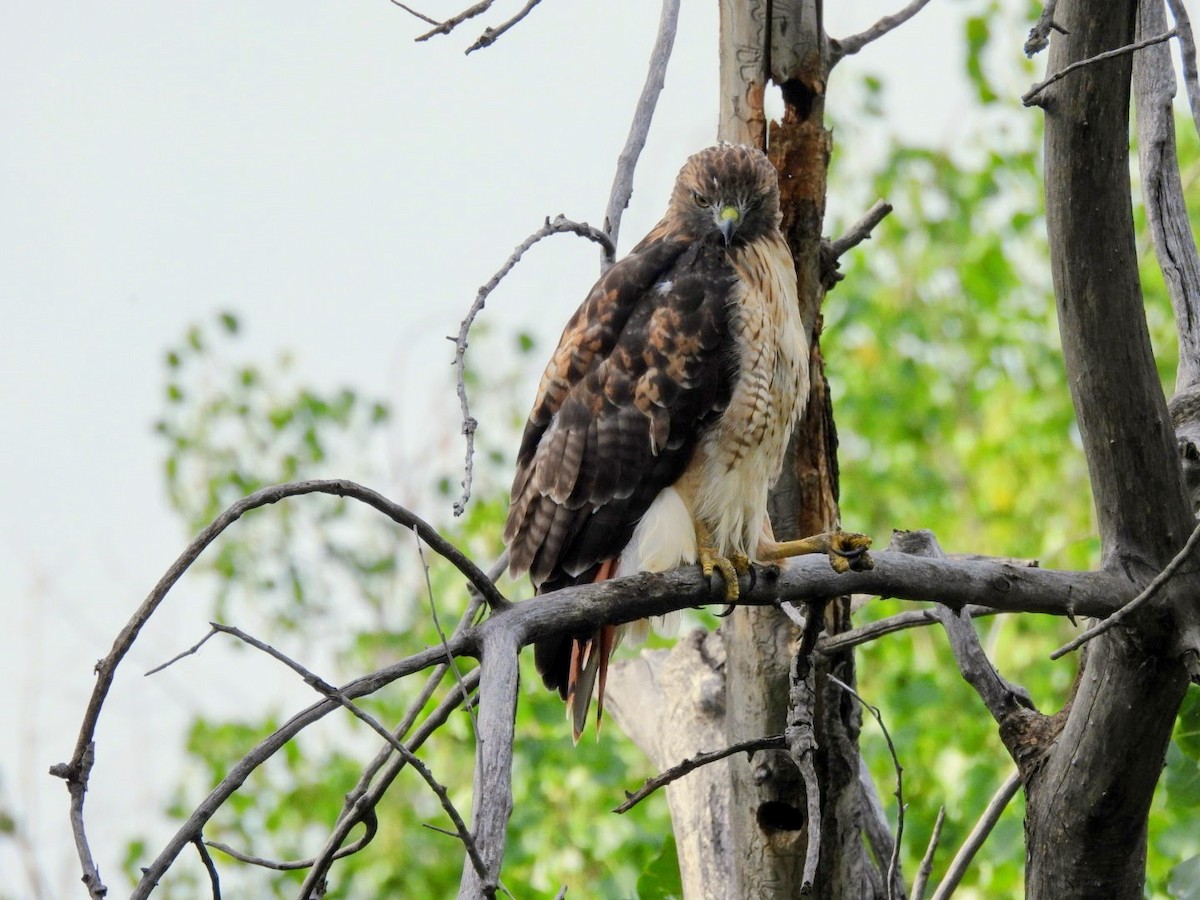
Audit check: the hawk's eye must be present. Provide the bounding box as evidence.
[692,192,711,208]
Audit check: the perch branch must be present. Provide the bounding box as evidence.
[1025,0,1064,56]
[929,770,1022,900]
[465,0,545,55]
[910,807,946,900]
[71,490,1132,895]
[614,735,786,813]
[829,0,936,65]
[1023,29,1177,105]
[450,216,615,516]
[829,676,904,900]
[601,0,681,257]
[1050,517,1200,659]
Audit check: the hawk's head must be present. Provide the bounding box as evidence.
[669,144,782,247]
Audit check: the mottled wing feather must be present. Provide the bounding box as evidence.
[506,239,739,590]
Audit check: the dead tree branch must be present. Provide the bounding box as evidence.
[889,530,1035,723]
[1135,0,1200,393]
[389,0,439,26]
[415,1,495,42]
[1023,29,1177,106]
[817,605,1000,656]
[299,668,481,893]
[602,0,681,259]
[465,0,545,55]
[1167,0,1200,137]
[822,200,894,288]
[1025,0,1064,56]
[829,0,936,66]
[1051,517,1200,659]
[830,675,904,900]
[928,771,1021,900]
[910,806,945,900]
[786,660,822,893]
[614,734,786,813]
[451,216,615,516]
[60,474,1142,895]
[51,479,501,899]
[213,623,489,887]
[193,836,221,900]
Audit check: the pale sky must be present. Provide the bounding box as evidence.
[0,2,971,894]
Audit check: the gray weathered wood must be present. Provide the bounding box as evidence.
[1030,1,1195,895]
[607,632,734,900]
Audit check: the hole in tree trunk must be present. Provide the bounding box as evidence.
[780,79,816,121]
[757,801,805,832]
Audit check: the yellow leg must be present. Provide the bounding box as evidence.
[761,531,874,573]
[695,523,751,601]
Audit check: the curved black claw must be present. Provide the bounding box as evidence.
[829,532,874,573]
[715,602,737,618]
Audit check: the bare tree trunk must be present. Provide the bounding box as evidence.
[1029,0,1193,895]
[717,2,882,897]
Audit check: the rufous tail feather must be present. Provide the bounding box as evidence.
[565,559,618,744]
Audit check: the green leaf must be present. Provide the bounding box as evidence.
[636,833,682,900]
[219,311,240,334]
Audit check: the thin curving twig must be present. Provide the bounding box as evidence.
[1051,517,1200,659]
[910,806,945,900]
[614,734,785,813]
[929,771,1021,900]
[1023,29,1178,106]
[211,623,489,884]
[451,216,614,516]
[601,0,681,259]
[829,675,904,900]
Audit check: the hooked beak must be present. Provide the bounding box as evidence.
[717,205,740,245]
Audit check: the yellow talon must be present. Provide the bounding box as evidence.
[699,547,751,602]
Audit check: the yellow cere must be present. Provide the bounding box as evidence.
[719,205,740,222]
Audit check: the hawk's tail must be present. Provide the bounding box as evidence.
[532,558,623,744]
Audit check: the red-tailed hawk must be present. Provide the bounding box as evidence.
[505,144,868,740]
